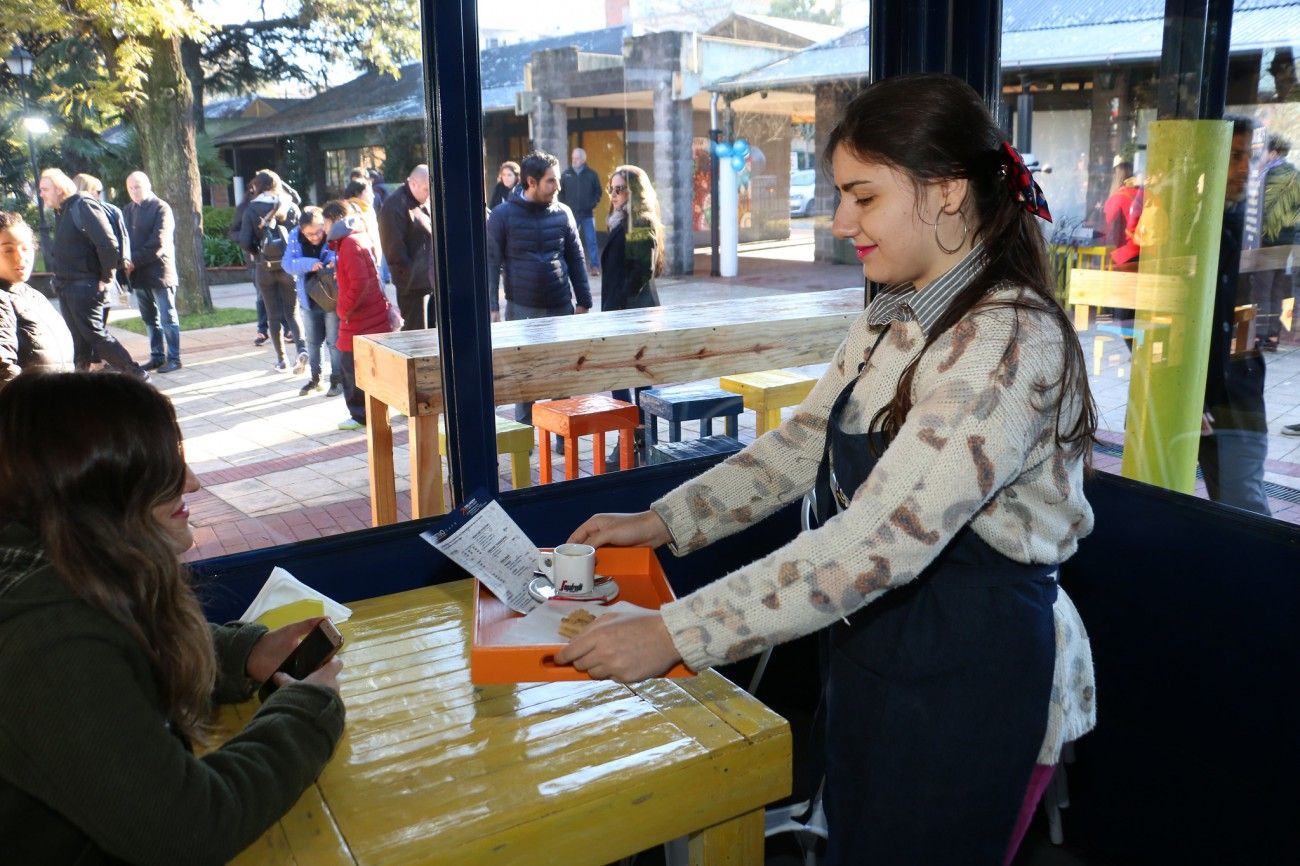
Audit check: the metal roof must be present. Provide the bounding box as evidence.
[718,0,1299,89]
[215,27,627,145]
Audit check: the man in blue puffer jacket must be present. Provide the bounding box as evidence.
[486,150,593,425]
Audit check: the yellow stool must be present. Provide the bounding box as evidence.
[719,369,817,436]
[438,415,535,507]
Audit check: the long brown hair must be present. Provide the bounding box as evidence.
[610,164,666,277]
[0,374,216,741]
[824,73,1096,461]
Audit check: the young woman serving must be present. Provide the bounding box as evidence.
[556,74,1098,864]
[0,373,344,865]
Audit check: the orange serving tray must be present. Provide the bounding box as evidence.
[471,546,694,684]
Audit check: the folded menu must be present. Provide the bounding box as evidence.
[421,496,540,614]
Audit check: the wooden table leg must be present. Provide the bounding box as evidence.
[619,427,634,470]
[539,431,552,484]
[592,431,606,476]
[687,809,764,865]
[408,413,444,518]
[366,395,397,526]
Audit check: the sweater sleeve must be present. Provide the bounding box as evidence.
[659,310,1067,671]
[650,328,857,555]
[0,618,343,866]
[485,208,505,312]
[209,621,268,705]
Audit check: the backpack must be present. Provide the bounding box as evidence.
[256,199,297,268]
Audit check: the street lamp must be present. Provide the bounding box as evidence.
[5,45,50,251]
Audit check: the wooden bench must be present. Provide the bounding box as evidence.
[353,289,863,526]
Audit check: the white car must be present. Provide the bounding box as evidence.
[789,169,817,216]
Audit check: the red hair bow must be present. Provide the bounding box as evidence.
[998,142,1052,223]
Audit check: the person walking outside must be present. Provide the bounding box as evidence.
[239,169,307,374]
[324,200,392,431]
[600,164,664,469]
[123,171,182,373]
[489,160,520,210]
[559,147,602,276]
[486,150,593,427]
[37,168,148,379]
[0,211,73,384]
[283,207,342,397]
[378,165,434,331]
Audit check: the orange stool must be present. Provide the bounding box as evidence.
[531,395,640,483]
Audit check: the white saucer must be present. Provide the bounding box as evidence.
[528,575,620,604]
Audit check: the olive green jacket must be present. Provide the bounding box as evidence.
[0,522,345,865]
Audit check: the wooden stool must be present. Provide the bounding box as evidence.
[438,415,535,507]
[719,369,817,436]
[638,385,743,456]
[532,395,640,483]
[648,435,745,465]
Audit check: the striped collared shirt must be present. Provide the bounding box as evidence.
[864,243,988,337]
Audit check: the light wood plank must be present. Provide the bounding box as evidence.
[407,413,443,518]
[688,809,765,866]
[364,395,396,526]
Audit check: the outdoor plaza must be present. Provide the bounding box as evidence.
[89,232,1300,565]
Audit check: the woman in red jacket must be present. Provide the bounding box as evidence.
[322,200,392,430]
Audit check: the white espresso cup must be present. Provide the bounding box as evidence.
[537,543,597,596]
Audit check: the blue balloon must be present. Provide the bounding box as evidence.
[733,138,750,157]
[731,154,746,172]
[714,141,732,158]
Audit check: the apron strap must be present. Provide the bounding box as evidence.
[810,325,893,527]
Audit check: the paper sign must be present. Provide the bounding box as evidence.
[421,496,539,613]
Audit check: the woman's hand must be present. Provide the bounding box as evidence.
[553,610,683,683]
[273,657,342,695]
[245,617,324,683]
[568,510,672,549]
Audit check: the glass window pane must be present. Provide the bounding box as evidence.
[1002,0,1300,525]
[480,1,870,491]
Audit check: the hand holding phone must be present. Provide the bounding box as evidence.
[258,618,344,702]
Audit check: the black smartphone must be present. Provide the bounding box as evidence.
[258,619,344,702]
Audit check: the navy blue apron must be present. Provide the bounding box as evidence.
[813,326,1058,865]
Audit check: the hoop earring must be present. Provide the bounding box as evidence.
[935,208,968,255]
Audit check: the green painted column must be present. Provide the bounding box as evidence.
[1120,119,1231,492]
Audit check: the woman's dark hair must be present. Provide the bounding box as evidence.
[519,150,559,191]
[823,73,1096,462]
[251,169,281,195]
[321,199,349,222]
[342,178,371,200]
[0,373,216,741]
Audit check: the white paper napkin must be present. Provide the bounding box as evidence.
[491,599,650,646]
[240,566,352,625]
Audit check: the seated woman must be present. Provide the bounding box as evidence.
[0,372,345,865]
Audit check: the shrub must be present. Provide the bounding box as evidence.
[203,236,246,267]
[203,206,236,239]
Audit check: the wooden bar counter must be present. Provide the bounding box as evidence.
[217,579,792,866]
[353,288,864,525]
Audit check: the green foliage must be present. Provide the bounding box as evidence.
[203,236,245,267]
[377,122,426,183]
[114,306,258,335]
[768,0,843,25]
[203,206,235,239]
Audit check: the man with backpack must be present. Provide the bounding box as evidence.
[37,168,148,380]
[238,169,307,373]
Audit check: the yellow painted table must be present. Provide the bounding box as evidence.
[353,289,863,526]
[217,580,792,866]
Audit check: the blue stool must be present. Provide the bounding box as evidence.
[638,385,744,454]
[648,435,745,465]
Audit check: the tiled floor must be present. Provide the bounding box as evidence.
[95,254,1300,563]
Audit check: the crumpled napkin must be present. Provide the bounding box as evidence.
[240,566,352,630]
